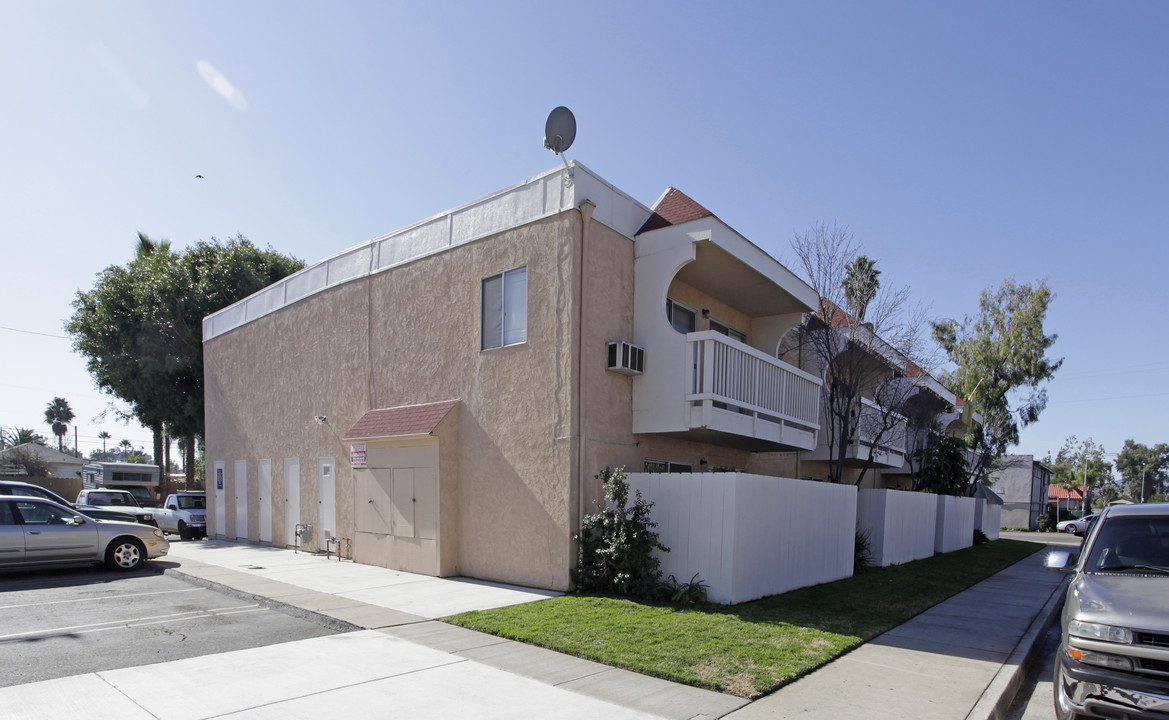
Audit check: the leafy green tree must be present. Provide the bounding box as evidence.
[913,432,970,495]
[932,278,1062,487]
[68,234,303,483]
[43,397,75,452]
[1115,440,1169,502]
[1045,436,1115,514]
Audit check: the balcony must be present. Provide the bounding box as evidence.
[808,397,907,468]
[636,331,822,451]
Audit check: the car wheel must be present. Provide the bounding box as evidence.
[178,520,191,541]
[1064,525,1078,534]
[105,538,146,571]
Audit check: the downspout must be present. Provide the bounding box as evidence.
[574,199,596,577]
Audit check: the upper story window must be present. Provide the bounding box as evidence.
[665,298,696,334]
[710,319,747,343]
[482,267,527,350]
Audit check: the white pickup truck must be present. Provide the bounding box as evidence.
[152,492,207,540]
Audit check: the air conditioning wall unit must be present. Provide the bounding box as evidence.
[606,340,644,375]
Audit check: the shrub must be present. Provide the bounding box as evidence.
[1036,515,1055,533]
[654,573,709,604]
[973,528,989,545]
[573,466,669,597]
[854,529,874,573]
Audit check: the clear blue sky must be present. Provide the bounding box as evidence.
[2,1,1166,465]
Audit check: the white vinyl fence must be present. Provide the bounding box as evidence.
[856,489,938,567]
[975,500,1002,541]
[627,472,857,605]
[935,495,977,553]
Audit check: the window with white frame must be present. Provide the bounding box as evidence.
[482,267,527,350]
[665,298,696,334]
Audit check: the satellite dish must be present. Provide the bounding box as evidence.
[543,106,576,155]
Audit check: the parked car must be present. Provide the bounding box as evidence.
[1045,503,1169,720]
[1056,514,1098,536]
[153,492,207,540]
[0,495,169,571]
[0,480,138,523]
[75,488,157,526]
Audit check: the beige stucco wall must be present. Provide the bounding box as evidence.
[206,211,585,590]
[205,206,832,592]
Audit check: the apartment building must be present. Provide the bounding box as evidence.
[203,163,833,591]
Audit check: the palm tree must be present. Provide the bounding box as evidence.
[118,438,133,460]
[842,255,881,323]
[98,430,112,458]
[4,427,47,447]
[43,397,75,452]
[135,231,173,259]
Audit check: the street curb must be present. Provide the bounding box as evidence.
[162,566,364,634]
[968,572,1068,720]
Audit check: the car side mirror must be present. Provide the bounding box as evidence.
[167,505,177,510]
[1045,550,1077,573]
[67,516,86,526]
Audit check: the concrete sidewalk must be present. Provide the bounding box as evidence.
[0,534,1069,720]
[724,533,1071,720]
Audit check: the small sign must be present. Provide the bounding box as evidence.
[216,467,224,490]
[350,443,367,468]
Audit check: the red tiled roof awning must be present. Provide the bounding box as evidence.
[344,400,458,441]
[1048,485,1084,501]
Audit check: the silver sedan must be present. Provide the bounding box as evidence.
[0,495,169,571]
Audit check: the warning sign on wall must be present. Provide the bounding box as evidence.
[350,443,367,468]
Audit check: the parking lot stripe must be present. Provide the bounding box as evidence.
[0,605,260,642]
[0,588,202,611]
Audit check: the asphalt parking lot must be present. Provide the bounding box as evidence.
[0,564,338,687]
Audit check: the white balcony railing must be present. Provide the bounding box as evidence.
[686,331,821,433]
[847,397,908,465]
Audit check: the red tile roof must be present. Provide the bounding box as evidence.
[1048,485,1084,501]
[637,188,715,234]
[344,400,458,440]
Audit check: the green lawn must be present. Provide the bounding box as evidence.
[445,539,1043,698]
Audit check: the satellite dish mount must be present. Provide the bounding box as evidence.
[543,106,576,177]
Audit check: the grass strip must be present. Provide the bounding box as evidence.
[445,538,1043,698]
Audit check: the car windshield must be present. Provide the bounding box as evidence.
[90,491,140,507]
[1083,515,1169,574]
[177,495,205,509]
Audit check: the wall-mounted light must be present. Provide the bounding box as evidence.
[699,458,708,466]
[701,308,710,318]
[314,415,327,425]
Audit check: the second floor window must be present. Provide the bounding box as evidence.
[482,267,527,350]
[665,298,696,334]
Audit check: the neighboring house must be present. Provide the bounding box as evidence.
[1049,483,1085,521]
[0,443,85,479]
[987,455,1051,530]
[202,162,967,591]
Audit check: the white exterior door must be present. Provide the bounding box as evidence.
[284,458,299,547]
[214,462,226,536]
[318,458,335,551]
[258,459,272,543]
[234,460,248,540]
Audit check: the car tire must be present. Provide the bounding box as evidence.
[178,521,191,541]
[105,538,146,571]
[1064,525,1078,534]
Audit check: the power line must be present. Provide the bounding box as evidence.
[0,325,69,340]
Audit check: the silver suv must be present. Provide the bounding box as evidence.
[1046,503,1169,719]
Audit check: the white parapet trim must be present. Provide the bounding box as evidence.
[203,162,651,341]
